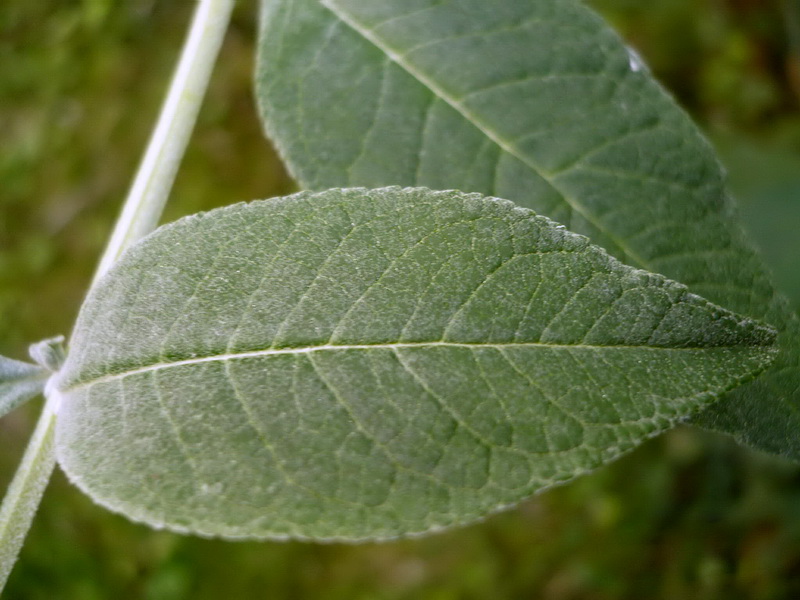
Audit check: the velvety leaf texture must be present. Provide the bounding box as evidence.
[255,0,800,458]
[55,188,775,540]
[0,356,48,419]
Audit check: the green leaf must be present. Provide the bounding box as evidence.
[0,356,48,419]
[254,0,800,458]
[55,188,775,539]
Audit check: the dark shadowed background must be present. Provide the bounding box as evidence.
[2,1,800,598]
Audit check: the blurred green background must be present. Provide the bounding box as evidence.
[2,1,800,598]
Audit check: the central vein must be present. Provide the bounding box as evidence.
[60,340,744,393]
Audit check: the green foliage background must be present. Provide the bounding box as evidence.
[1,1,800,598]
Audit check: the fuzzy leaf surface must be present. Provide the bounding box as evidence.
[0,356,48,419]
[255,0,800,457]
[56,188,775,539]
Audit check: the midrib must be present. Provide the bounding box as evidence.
[61,339,753,393]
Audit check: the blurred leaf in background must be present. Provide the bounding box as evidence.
[1,1,800,598]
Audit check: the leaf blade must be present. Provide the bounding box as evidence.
[56,188,775,539]
[255,0,800,458]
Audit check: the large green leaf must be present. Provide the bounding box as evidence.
[254,0,800,457]
[55,188,775,539]
[0,356,48,419]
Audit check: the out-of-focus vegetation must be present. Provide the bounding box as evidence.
[1,1,800,598]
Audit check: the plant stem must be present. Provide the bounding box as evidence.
[94,0,236,284]
[0,0,234,590]
[0,389,58,590]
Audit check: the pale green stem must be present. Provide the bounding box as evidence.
[0,387,59,590]
[94,0,236,283]
[0,0,234,591]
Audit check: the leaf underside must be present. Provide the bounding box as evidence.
[56,188,774,540]
[255,0,800,458]
[0,356,48,419]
